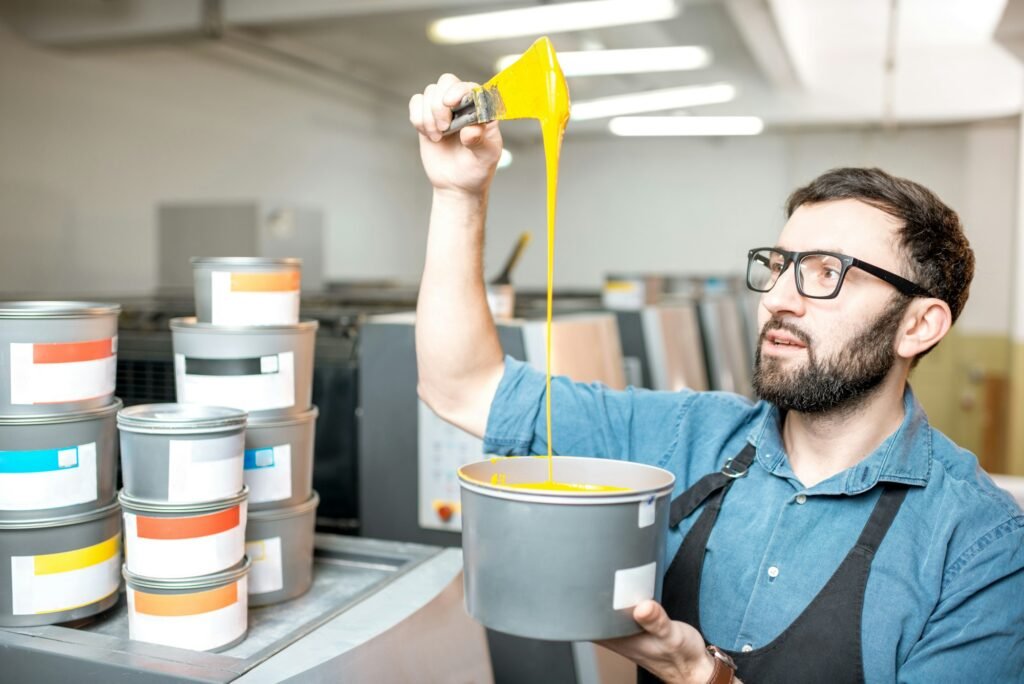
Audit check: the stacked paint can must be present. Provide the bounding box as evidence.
[174,257,320,608]
[0,302,123,627]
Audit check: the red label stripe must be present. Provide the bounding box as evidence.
[33,338,114,364]
[136,506,240,540]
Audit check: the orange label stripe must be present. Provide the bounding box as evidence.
[134,582,238,617]
[230,271,300,293]
[136,506,240,540]
[33,338,114,364]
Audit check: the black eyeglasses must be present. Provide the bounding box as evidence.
[746,247,934,300]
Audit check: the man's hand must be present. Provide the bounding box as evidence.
[597,600,718,683]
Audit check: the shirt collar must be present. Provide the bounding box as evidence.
[744,385,932,494]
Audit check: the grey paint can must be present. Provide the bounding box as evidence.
[192,256,301,326]
[458,457,675,641]
[0,500,122,627]
[244,407,317,510]
[124,557,251,652]
[0,301,119,416]
[120,487,248,579]
[170,317,317,418]
[245,491,318,606]
[118,403,247,503]
[0,399,120,520]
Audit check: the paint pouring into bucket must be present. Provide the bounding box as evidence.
[244,407,317,510]
[117,403,247,504]
[0,500,122,627]
[0,301,119,416]
[458,456,674,641]
[170,318,317,418]
[120,487,248,579]
[0,400,120,519]
[124,557,251,652]
[192,257,301,327]
[245,491,319,606]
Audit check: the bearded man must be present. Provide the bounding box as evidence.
[410,74,1024,683]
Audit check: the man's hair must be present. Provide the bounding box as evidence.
[786,167,975,329]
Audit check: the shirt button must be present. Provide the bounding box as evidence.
[741,644,754,653]
[795,494,807,505]
[767,566,780,578]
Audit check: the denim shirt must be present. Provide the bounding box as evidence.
[483,357,1024,682]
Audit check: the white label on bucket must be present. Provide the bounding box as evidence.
[123,504,246,579]
[244,444,292,504]
[638,496,656,529]
[0,442,98,511]
[127,577,247,652]
[167,436,245,504]
[612,561,657,610]
[11,533,121,615]
[246,537,284,594]
[9,338,116,405]
[175,352,295,412]
[210,270,300,326]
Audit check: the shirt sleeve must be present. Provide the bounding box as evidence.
[897,517,1024,682]
[482,355,697,467]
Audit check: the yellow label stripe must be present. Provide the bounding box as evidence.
[34,535,120,576]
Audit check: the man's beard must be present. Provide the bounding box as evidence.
[752,295,910,415]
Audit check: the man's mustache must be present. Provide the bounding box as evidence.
[759,317,813,347]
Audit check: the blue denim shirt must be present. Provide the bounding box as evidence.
[483,357,1024,682]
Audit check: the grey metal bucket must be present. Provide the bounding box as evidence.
[245,407,317,510]
[0,399,120,521]
[120,487,248,579]
[0,301,120,416]
[118,403,247,503]
[245,491,319,606]
[170,317,317,418]
[458,456,674,641]
[0,500,122,627]
[191,257,302,326]
[124,557,251,652]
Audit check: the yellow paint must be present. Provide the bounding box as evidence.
[34,534,119,575]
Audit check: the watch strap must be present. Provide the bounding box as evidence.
[705,645,736,684]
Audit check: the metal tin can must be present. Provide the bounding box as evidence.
[244,407,317,510]
[245,491,319,606]
[191,257,301,326]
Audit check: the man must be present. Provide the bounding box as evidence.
[409,74,1024,683]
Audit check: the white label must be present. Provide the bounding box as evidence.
[244,444,292,504]
[0,442,98,511]
[638,496,655,529]
[127,578,247,652]
[10,535,120,615]
[9,341,116,405]
[167,436,244,504]
[175,352,296,412]
[612,561,657,610]
[602,282,646,311]
[123,505,246,579]
[211,271,299,326]
[246,537,284,594]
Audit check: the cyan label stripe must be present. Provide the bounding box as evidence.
[0,446,79,473]
[244,447,277,470]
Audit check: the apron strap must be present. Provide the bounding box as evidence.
[669,443,756,528]
[854,484,910,555]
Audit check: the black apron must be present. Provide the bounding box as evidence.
[638,444,908,683]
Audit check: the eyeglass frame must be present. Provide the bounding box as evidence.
[746,247,935,300]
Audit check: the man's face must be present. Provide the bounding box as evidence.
[751,199,911,414]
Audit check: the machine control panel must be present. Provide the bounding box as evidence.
[417,400,482,532]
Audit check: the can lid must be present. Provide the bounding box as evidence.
[248,491,319,521]
[0,398,122,426]
[0,301,121,319]
[118,403,247,434]
[247,406,318,429]
[170,316,319,334]
[119,486,248,515]
[0,499,120,530]
[123,556,251,592]
[190,256,301,267]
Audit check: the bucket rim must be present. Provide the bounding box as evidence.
[0,398,122,425]
[248,491,319,522]
[247,406,318,429]
[118,403,247,433]
[0,499,120,529]
[191,256,301,268]
[119,486,248,514]
[123,556,251,592]
[0,300,121,319]
[170,316,318,334]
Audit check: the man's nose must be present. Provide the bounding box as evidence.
[761,264,806,317]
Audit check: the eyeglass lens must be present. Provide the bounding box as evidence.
[748,249,845,298]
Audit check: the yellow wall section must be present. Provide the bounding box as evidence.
[1008,341,1024,476]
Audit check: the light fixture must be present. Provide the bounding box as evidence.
[428,0,678,45]
[608,116,764,136]
[496,46,710,77]
[571,83,735,120]
[498,148,514,169]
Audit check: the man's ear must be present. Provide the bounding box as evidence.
[896,298,952,360]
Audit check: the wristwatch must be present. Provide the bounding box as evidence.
[705,645,737,684]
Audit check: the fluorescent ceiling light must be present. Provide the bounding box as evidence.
[498,148,514,169]
[428,0,678,45]
[496,46,710,77]
[571,83,735,120]
[608,116,764,136]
